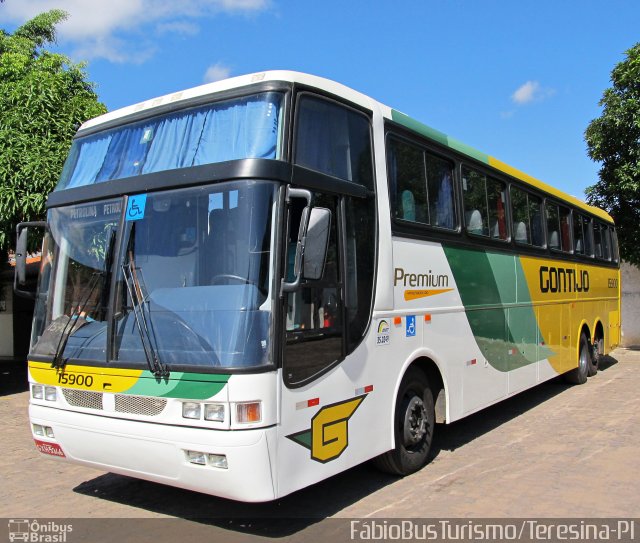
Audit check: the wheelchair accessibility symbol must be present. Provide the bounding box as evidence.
[126,194,147,221]
[406,315,416,337]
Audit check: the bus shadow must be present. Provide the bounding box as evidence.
[73,462,398,536]
[431,354,618,455]
[597,354,618,372]
[72,359,618,537]
[430,376,572,454]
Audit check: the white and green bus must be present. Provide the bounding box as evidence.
[18,71,621,502]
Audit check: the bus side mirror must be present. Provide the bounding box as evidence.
[281,187,331,294]
[14,221,46,299]
[302,207,331,281]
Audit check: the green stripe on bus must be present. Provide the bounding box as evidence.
[124,371,230,399]
[443,246,554,371]
[391,110,490,164]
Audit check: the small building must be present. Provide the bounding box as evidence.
[0,257,37,365]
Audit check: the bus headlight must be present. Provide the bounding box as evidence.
[32,385,44,400]
[208,453,228,469]
[204,403,225,422]
[44,386,57,401]
[186,450,206,465]
[182,402,201,420]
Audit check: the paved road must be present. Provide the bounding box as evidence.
[1,350,638,540]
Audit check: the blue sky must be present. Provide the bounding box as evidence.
[1,0,639,199]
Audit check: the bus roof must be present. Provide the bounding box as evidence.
[80,70,613,224]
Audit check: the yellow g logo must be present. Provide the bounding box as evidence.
[287,395,366,463]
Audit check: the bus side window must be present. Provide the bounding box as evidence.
[601,223,612,260]
[487,178,507,240]
[425,153,456,229]
[512,187,543,247]
[462,166,506,240]
[573,212,585,255]
[593,222,603,259]
[462,166,488,236]
[387,138,428,223]
[511,186,530,244]
[284,194,343,385]
[546,203,561,250]
[559,206,571,252]
[611,227,620,263]
[295,95,373,190]
[583,216,594,257]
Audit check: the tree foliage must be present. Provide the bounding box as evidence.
[0,10,106,252]
[585,43,640,266]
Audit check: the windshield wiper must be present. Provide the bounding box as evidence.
[52,229,117,370]
[121,245,169,379]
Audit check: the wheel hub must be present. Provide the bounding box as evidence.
[403,396,427,445]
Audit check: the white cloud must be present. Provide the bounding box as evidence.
[511,80,556,105]
[156,21,200,36]
[204,62,232,83]
[0,0,269,62]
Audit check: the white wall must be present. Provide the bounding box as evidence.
[621,261,640,347]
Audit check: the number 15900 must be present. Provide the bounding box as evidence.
[57,372,94,387]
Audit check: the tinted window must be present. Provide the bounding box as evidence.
[560,206,572,252]
[426,154,456,229]
[601,224,612,260]
[462,166,507,240]
[546,203,561,250]
[345,196,376,353]
[611,227,620,262]
[284,194,343,384]
[593,222,604,259]
[546,203,571,253]
[387,137,456,229]
[583,216,594,256]
[388,138,427,223]
[511,186,544,247]
[295,96,373,189]
[573,212,592,255]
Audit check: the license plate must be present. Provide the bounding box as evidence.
[34,439,66,458]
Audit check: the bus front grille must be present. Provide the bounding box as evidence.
[62,389,104,410]
[114,395,167,416]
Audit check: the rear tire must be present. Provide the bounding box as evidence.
[589,333,603,377]
[564,333,590,385]
[373,368,434,476]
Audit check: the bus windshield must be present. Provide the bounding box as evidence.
[56,91,284,190]
[32,181,277,370]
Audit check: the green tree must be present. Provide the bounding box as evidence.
[585,43,640,266]
[0,10,106,256]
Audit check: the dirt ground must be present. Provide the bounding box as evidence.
[1,349,638,541]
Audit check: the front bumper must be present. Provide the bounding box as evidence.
[30,403,277,502]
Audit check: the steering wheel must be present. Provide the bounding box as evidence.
[210,274,255,286]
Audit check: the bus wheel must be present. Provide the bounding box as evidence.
[564,333,590,385]
[373,368,434,476]
[589,333,603,377]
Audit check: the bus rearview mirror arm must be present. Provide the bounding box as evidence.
[14,221,46,300]
[281,187,311,295]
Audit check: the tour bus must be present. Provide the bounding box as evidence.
[16,71,621,502]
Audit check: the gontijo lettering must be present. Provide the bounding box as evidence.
[539,266,589,293]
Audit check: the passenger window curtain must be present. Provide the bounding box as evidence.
[56,93,282,190]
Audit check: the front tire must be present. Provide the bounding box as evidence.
[564,333,590,385]
[373,368,434,475]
